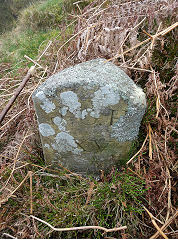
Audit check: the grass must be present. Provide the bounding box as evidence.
[1,29,59,66]
[17,0,92,31]
[0,0,38,33]
[0,0,91,70]
[18,0,66,31]
[1,163,148,238]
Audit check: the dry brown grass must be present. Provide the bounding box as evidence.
[0,0,178,238]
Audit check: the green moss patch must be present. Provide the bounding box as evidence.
[1,166,148,238]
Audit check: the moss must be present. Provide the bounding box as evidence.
[37,169,147,238]
[0,157,148,238]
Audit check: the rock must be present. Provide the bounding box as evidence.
[32,58,146,177]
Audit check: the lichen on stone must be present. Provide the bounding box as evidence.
[53,116,67,132]
[52,132,83,154]
[60,91,81,118]
[39,123,55,137]
[35,91,55,113]
[90,85,121,118]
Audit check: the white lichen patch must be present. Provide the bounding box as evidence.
[60,91,81,118]
[90,85,121,118]
[53,116,67,131]
[81,109,88,119]
[60,106,68,116]
[39,123,55,137]
[52,132,83,154]
[130,86,146,106]
[44,143,50,149]
[36,91,55,113]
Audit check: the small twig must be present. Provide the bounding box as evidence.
[0,108,27,130]
[24,55,44,69]
[3,233,16,239]
[57,24,98,59]
[106,38,151,62]
[37,40,52,61]
[31,215,127,233]
[160,22,178,36]
[0,66,35,124]
[166,167,172,222]
[27,66,48,107]
[57,163,84,180]
[142,29,153,39]
[127,134,148,164]
[29,171,33,214]
[143,206,168,239]
[150,22,162,50]
[148,124,153,160]
[0,155,63,175]
[14,163,30,171]
[106,22,178,62]
[151,68,161,119]
[0,172,30,206]
[0,131,30,192]
[120,65,152,73]
[164,127,168,160]
[150,211,178,239]
[86,181,95,205]
[127,167,144,180]
[24,40,52,69]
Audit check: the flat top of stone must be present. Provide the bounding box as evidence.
[33,58,146,107]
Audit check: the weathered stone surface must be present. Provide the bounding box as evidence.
[32,58,146,176]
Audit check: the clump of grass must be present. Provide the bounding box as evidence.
[0,0,37,33]
[18,0,92,31]
[18,0,65,31]
[0,163,148,238]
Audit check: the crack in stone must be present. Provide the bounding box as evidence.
[76,141,86,151]
[110,110,114,126]
[94,140,101,150]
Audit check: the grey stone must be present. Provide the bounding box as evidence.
[32,58,146,177]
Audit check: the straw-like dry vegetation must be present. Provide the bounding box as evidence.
[0,0,177,238]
